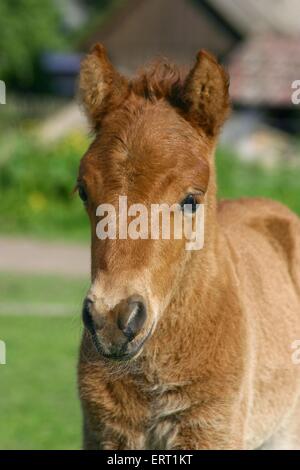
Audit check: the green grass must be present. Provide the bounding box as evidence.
[0,316,82,449]
[0,273,88,449]
[0,272,89,315]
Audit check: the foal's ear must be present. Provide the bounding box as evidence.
[79,44,128,127]
[182,50,230,137]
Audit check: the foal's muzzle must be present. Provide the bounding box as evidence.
[82,295,148,360]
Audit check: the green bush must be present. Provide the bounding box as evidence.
[0,0,66,87]
[216,148,300,215]
[0,130,90,241]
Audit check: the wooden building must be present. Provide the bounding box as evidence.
[81,0,241,73]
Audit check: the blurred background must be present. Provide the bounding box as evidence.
[0,0,300,450]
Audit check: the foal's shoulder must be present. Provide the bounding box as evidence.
[217,197,299,229]
[218,197,300,292]
[218,196,300,257]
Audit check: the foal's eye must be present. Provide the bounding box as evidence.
[180,194,198,214]
[78,186,88,204]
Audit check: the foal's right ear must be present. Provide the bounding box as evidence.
[79,44,128,127]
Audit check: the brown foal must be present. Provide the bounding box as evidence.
[77,44,300,449]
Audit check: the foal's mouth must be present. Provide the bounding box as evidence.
[89,324,154,362]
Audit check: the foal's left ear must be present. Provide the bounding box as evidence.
[182,50,230,137]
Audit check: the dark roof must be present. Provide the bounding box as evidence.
[81,0,239,72]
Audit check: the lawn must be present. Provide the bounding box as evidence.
[0,272,90,315]
[0,273,88,450]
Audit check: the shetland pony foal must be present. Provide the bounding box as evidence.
[77,44,300,449]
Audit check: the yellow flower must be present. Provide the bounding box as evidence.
[59,131,90,154]
[28,192,47,212]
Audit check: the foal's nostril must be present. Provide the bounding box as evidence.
[117,300,147,342]
[82,298,105,332]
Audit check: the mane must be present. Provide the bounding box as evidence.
[130,58,187,105]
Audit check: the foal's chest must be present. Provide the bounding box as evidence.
[139,383,190,449]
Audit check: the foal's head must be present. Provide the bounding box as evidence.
[78,44,229,361]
